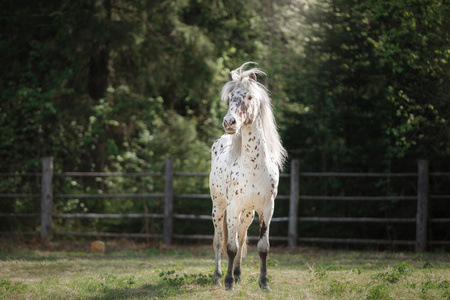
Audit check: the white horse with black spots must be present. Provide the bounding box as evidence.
[210,62,287,291]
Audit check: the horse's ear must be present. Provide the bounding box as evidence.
[249,72,257,81]
[228,72,234,81]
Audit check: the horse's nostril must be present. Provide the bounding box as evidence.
[231,119,236,125]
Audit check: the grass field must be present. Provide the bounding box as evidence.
[0,239,449,299]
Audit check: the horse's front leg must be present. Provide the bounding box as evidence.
[257,205,274,291]
[224,208,240,290]
[212,204,226,286]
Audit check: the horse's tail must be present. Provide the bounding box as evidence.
[222,210,228,257]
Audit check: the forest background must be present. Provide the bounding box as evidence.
[1,0,449,247]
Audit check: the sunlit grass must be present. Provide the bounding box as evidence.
[1,244,449,299]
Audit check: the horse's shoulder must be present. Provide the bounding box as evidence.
[211,135,232,159]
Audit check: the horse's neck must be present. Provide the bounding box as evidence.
[240,118,267,166]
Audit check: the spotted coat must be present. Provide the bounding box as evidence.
[209,64,284,291]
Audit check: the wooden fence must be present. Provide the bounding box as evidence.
[1,157,449,252]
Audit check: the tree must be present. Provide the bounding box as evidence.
[0,0,268,233]
[360,0,450,165]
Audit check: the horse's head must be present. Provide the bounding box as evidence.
[219,62,287,170]
[222,79,259,134]
[222,64,265,134]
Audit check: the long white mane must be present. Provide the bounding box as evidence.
[220,63,287,170]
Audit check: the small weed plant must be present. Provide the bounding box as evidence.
[0,279,28,293]
[158,269,212,287]
[373,262,414,284]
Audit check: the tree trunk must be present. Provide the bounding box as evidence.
[87,0,111,100]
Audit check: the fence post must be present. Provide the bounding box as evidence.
[163,158,174,245]
[41,156,53,243]
[416,159,429,253]
[288,159,300,248]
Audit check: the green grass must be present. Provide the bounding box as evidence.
[0,242,449,299]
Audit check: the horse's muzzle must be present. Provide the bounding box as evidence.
[223,116,237,134]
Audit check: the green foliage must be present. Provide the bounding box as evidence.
[0,0,257,234]
[1,0,449,242]
[311,264,343,279]
[275,0,449,171]
[0,279,28,293]
[328,280,346,295]
[423,260,433,269]
[269,0,450,247]
[373,263,414,284]
[367,284,392,300]
[359,0,450,160]
[158,270,212,287]
[395,262,414,275]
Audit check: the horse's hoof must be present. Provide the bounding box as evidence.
[225,274,234,290]
[225,281,234,290]
[259,283,272,292]
[234,276,241,284]
[259,278,271,292]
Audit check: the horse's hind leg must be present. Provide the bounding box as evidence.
[257,205,274,291]
[233,209,254,284]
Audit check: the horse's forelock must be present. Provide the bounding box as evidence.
[228,62,266,84]
[222,64,267,102]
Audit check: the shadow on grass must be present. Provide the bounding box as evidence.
[0,247,210,262]
[90,271,214,300]
[89,282,197,299]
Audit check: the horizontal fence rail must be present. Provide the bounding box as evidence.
[1,157,449,252]
[298,195,417,201]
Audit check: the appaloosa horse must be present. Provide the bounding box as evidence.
[209,62,287,291]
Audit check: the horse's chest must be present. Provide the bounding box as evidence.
[227,162,277,202]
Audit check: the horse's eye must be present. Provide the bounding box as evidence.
[248,95,253,100]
